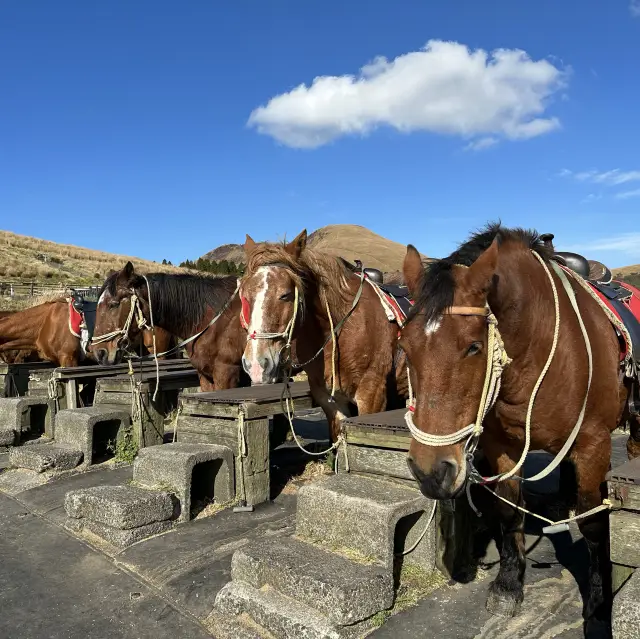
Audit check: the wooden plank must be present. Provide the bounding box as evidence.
[345,430,411,451]
[337,445,413,480]
[53,359,194,380]
[610,510,640,568]
[66,379,78,409]
[180,395,313,420]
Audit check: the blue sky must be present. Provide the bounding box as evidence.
[1,0,639,267]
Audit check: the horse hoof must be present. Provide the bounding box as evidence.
[485,591,522,618]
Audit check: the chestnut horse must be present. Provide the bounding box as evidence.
[0,311,40,363]
[240,230,408,440]
[92,262,248,390]
[0,300,84,366]
[400,224,638,628]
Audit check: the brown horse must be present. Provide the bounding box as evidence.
[92,262,248,390]
[240,230,408,440]
[0,300,84,367]
[400,224,638,628]
[0,311,40,363]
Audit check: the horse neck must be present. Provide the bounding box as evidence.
[488,249,552,366]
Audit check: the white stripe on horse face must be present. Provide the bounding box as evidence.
[248,267,271,334]
[98,290,108,306]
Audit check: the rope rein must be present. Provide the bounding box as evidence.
[405,250,607,532]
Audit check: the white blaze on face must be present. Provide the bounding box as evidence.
[425,316,442,336]
[247,267,272,381]
[98,290,108,306]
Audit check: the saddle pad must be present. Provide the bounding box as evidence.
[589,279,640,367]
[379,284,414,325]
[68,302,83,338]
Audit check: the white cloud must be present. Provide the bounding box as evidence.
[248,40,567,149]
[560,168,640,186]
[464,137,498,151]
[615,188,640,200]
[567,233,640,255]
[581,193,602,203]
[631,0,640,17]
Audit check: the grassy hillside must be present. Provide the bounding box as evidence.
[0,230,184,285]
[204,224,428,273]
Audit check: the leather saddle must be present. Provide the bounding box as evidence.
[70,292,97,338]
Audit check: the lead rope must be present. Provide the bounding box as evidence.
[140,275,160,402]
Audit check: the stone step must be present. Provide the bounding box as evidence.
[67,516,172,549]
[613,569,640,639]
[206,612,270,639]
[296,474,436,571]
[9,442,82,472]
[213,580,369,639]
[65,485,176,529]
[231,536,393,625]
[54,404,131,469]
[0,396,52,444]
[133,442,234,522]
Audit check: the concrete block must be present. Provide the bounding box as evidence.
[65,485,175,529]
[213,581,371,639]
[296,474,436,572]
[10,443,82,473]
[72,517,172,549]
[54,404,131,468]
[133,442,234,522]
[0,427,16,447]
[613,568,640,639]
[231,536,394,625]
[206,612,265,639]
[0,396,51,442]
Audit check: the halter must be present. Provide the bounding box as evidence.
[91,293,148,346]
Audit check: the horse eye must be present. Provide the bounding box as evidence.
[279,292,294,302]
[466,341,483,357]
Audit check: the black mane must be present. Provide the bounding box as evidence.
[100,271,237,335]
[414,222,551,325]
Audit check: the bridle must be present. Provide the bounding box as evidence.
[91,292,148,348]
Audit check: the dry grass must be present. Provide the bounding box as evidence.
[0,229,186,285]
[613,263,640,277]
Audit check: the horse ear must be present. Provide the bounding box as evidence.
[464,238,499,296]
[116,261,136,287]
[285,230,307,258]
[403,245,424,297]
[244,234,257,256]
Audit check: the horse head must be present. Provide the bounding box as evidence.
[239,230,307,384]
[91,262,149,365]
[399,240,499,500]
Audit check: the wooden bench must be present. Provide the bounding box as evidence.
[94,366,201,448]
[176,382,314,507]
[0,361,55,398]
[608,456,640,594]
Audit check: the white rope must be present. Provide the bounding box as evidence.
[141,275,160,402]
[398,500,437,556]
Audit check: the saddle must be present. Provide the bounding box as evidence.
[68,293,97,355]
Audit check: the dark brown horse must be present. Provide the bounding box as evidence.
[240,230,408,440]
[400,224,638,628]
[92,262,248,390]
[0,301,84,366]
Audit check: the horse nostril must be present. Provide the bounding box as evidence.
[241,357,251,374]
[259,356,271,371]
[434,460,458,486]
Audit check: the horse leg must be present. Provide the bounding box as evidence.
[627,413,640,460]
[198,372,215,392]
[482,442,526,617]
[573,431,612,626]
[354,371,387,415]
[212,364,241,391]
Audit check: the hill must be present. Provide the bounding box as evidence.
[0,230,184,285]
[203,224,427,273]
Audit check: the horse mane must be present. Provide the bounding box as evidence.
[246,242,352,314]
[414,222,552,325]
[102,271,237,335]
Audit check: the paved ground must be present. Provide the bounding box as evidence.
[0,418,631,639]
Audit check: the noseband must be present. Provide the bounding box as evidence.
[91,292,148,347]
[405,305,511,454]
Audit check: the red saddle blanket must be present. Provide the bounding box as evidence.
[68,302,83,338]
[588,279,640,363]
